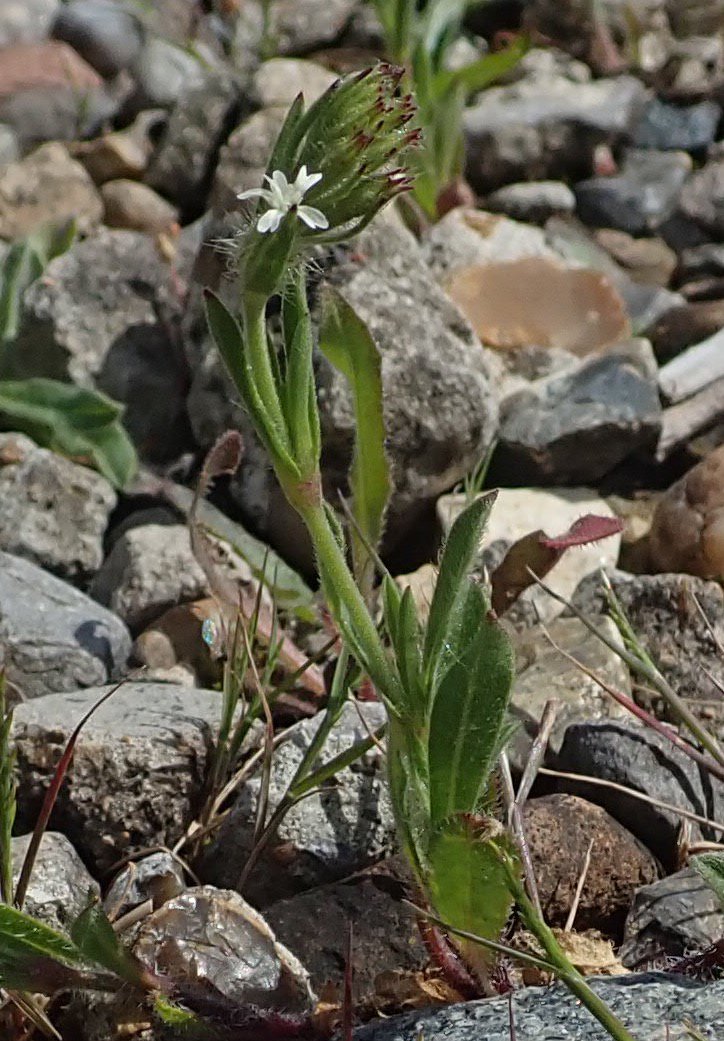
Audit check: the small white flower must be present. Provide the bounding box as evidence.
[237,166,329,234]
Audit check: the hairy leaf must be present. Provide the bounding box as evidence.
[71,899,156,989]
[0,903,88,991]
[692,852,724,910]
[0,220,76,343]
[0,378,136,488]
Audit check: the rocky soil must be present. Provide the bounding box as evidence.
[1,1,724,1039]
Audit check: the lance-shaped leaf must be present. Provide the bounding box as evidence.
[692,852,724,910]
[428,582,514,825]
[319,288,391,598]
[0,903,89,992]
[0,219,76,343]
[71,899,159,990]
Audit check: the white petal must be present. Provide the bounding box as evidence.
[257,208,283,233]
[237,187,274,204]
[297,205,329,230]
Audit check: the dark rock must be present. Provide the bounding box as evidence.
[575,150,692,235]
[104,851,185,919]
[3,228,192,464]
[0,552,131,702]
[12,683,230,871]
[523,794,659,935]
[90,524,207,631]
[12,832,100,932]
[650,298,724,361]
[354,974,724,1041]
[621,868,724,969]
[679,158,724,237]
[199,702,395,905]
[51,0,144,78]
[0,433,115,582]
[556,720,724,869]
[678,243,724,282]
[496,340,662,484]
[145,72,241,215]
[633,97,721,152]
[484,180,576,223]
[265,857,427,996]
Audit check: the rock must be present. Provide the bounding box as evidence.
[212,106,288,213]
[678,243,724,282]
[664,34,724,101]
[51,0,144,78]
[75,110,163,185]
[144,72,240,215]
[3,228,191,463]
[101,179,178,234]
[594,229,677,287]
[437,487,622,627]
[484,180,576,223]
[13,683,230,871]
[104,851,185,919]
[556,720,724,869]
[0,0,60,46]
[0,432,116,581]
[0,552,131,702]
[0,124,18,172]
[575,149,692,235]
[667,0,724,38]
[355,974,724,1041]
[132,598,223,688]
[648,445,724,580]
[250,57,337,109]
[90,524,207,631]
[127,37,206,112]
[265,857,427,997]
[509,615,632,771]
[522,794,659,935]
[444,256,630,355]
[495,340,662,484]
[424,209,558,277]
[233,0,357,57]
[571,568,724,705]
[679,158,724,237]
[633,97,722,152]
[12,832,99,933]
[0,141,102,239]
[199,702,395,905]
[134,887,315,1009]
[649,298,724,360]
[464,52,650,191]
[621,868,724,969]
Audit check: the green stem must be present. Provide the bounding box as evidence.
[243,296,289,451]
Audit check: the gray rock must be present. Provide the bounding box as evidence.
[0,79,117,154]
[104,851,185,919]
[621,868,724,969]
[354,974,724,1041]
[0,552,131,702]
[145,71,241,214]
[0,433,116,582]
[12,832,99,932]
[496,340,662,484]
[485,180,576,223]
[424,208,558,276]
[13,683,228,871]
[464,52,650,191]
[212,106,287,214]
[556,721,724,869]
[678,243,724,280]
[571,569,724,705]
[128,37,206,112]
[3,228,192,463]
[250,58,337,110]
[679,158,724,237]
[0,0,60,46]
[0,124,19,172]
[233,0,356,57]
[90,524,207,631]
[633,97,722,152]
[200,702,395,905]
[575,150,692,235]
[51,0,144,78]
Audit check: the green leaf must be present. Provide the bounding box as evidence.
[427,815,516,971]
[0,674,16,905]
[0,902,89,991]
[428,583,514,824]
[692,853,724,910]
[319,288,391,597]
[0,378,137,488]
[436,34,530,96]
[71,899,154,989]
[423,491,496,686]
[0,220,76,343]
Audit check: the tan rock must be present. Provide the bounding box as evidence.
[73,111,161,185]
[649,444,724,580]
[101,179,179,235]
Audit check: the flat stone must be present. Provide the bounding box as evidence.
[199,702,395,906]
[523,794,659,935]
[621,868,724,969]
[575,149,692,235]
[12,683,228,872]
[0,141,102,239]
[495,339,662,484]
[437,487,622,627]
[0,433,116,581]
[0,552,131,702]
[485,180,576,224]
[633,97,722,152]
[51,0,144,78]
[90,524,207,631]
[101,179,179,234]
[354,974,724,1041]
[12,831,99,932]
